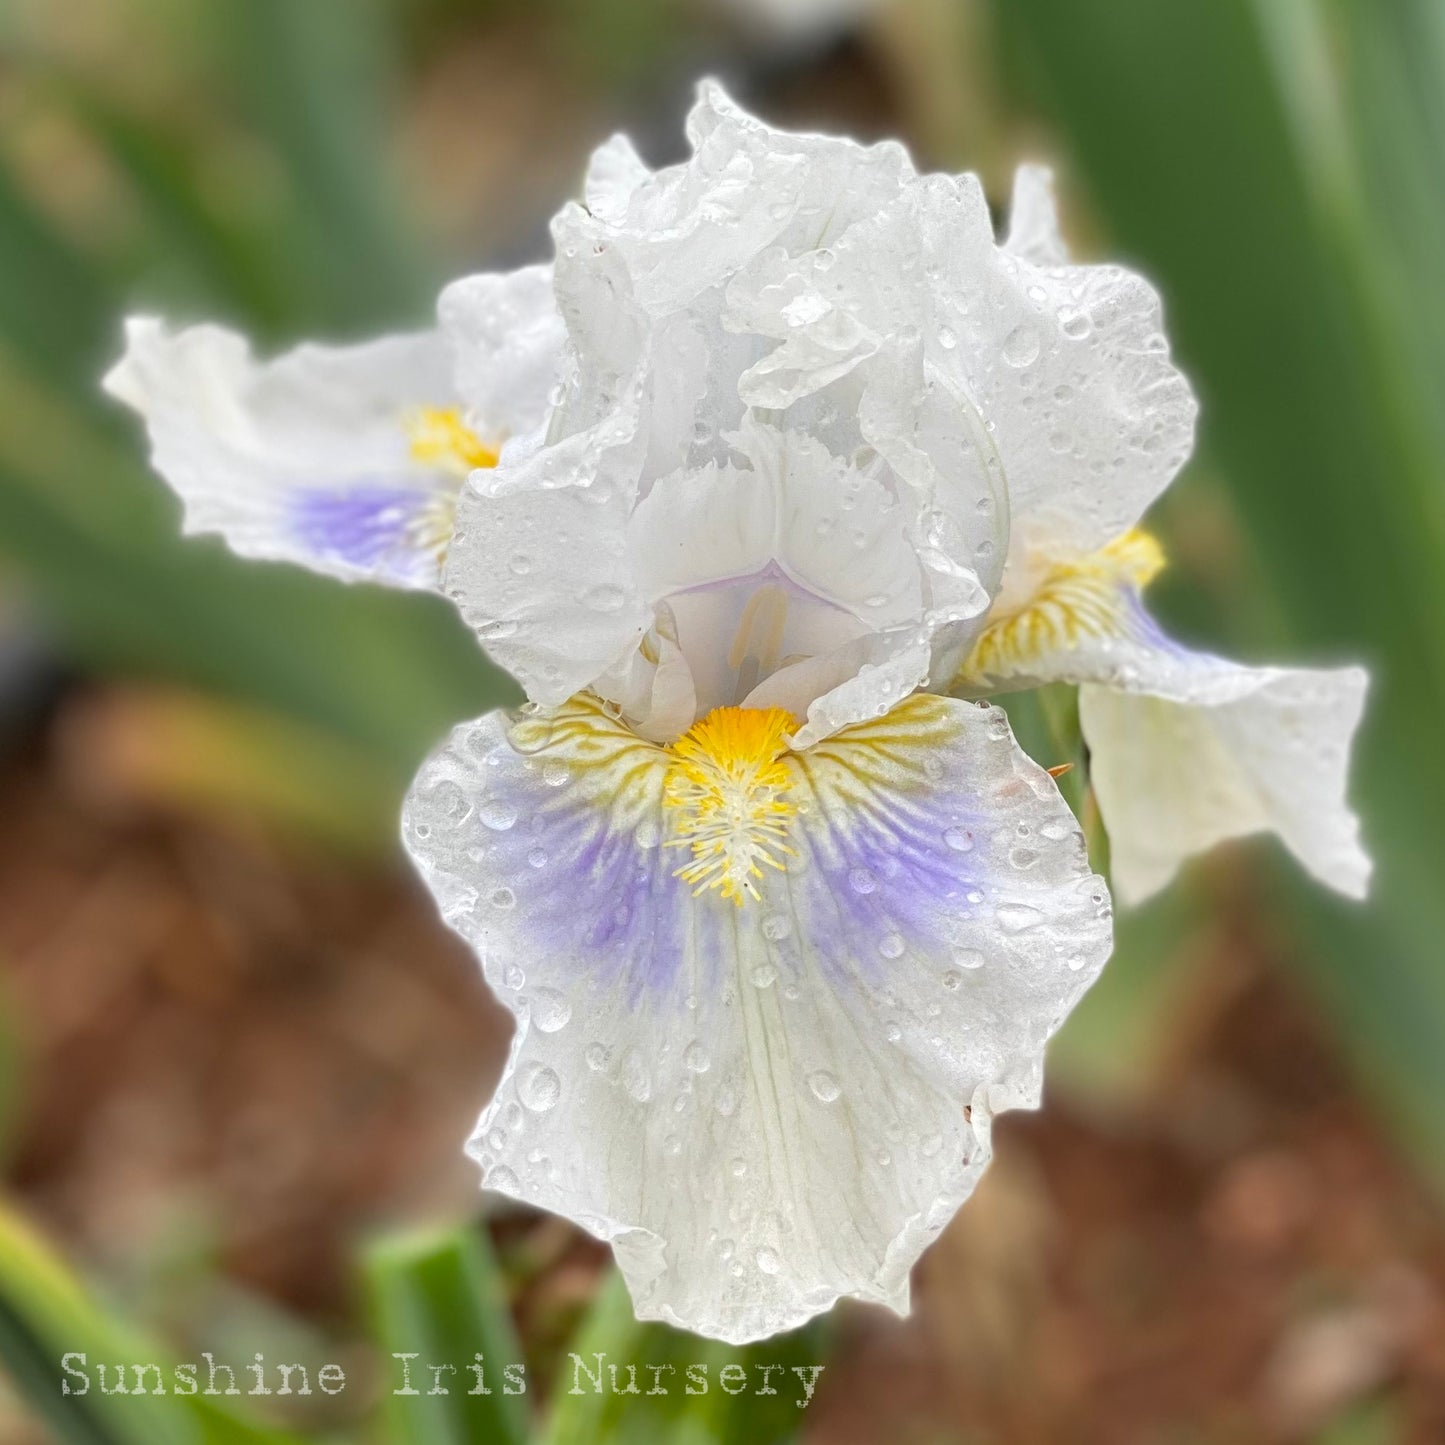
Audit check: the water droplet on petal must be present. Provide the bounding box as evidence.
[808,1070,841,1103]
[620,1047,651,1102]
[518,1063,561,1112]
[944,826,974,852]
[683,1041,711,1074]
[996,902,1044,933]
[488,1165,521,1194]
[878,932,905,960]
[532,987,572,1033]
[480,798,518,831]
[1002,323,1041,367]
[762,913,792,941]
[581,583,627,613]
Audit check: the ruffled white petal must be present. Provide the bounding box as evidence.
[1004,164,1069,267]
[982,256,1197,557]
[104,318,463,588]
[436,265,565,459]
[444,427,652,706]
[583,134,653,225]
[1080,662,1371,905]
[445,83,1029,731]
[402,693,1111,1343]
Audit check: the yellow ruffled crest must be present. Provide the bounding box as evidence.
[962,529,1164,684]
[664,706,798,906]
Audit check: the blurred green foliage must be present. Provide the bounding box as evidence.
[994,0,1445,1191]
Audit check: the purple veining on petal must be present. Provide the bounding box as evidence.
[288,479,454,583]
[479,768,692,1005]
[792,778,990,982]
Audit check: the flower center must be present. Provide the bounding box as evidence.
[405,406,500,476]
[663,706,798,905]
[961,528,1164,682]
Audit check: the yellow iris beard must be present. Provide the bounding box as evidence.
[664,706,799,906]
[405,406,500,475]
[962,528,1165,682]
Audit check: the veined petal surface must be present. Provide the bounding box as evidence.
[402,694,1111,1342]
[1081,664,1371,905]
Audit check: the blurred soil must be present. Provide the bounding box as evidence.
[2,684,1445,1444]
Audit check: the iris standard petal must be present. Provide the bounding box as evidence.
[402,693,1111,1343]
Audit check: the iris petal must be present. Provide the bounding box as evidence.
[403,693,1111,1343]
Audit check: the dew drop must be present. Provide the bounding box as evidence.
[808,1070,841,1103]
[491,886,516,909]
[518,1063,561,1113]
[996,902,1044,933]
[479,798,518,831]
[848,867,877,896]
[581,583,627,613]
[683,1041,711,1074]
[532,987,572,1034]
[1009,847,1039,870]
[756,1247,782,1276]
[943,826,974,853]
[878,932,906,960]
[620,1047,651,1102]
[762,913,792,941]
[954,947,986,970]
[1002,323,1041,367]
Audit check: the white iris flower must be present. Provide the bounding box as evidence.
[103,83,1367,1346]
[406,85,1145,1344]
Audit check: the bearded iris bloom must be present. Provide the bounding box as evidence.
[105,84,1366,1345]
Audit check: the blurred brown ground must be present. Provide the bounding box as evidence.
[1,682,1444,1444]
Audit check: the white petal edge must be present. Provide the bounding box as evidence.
[1080,663,1371,905]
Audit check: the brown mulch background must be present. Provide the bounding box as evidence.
[3,685,1445,1444]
